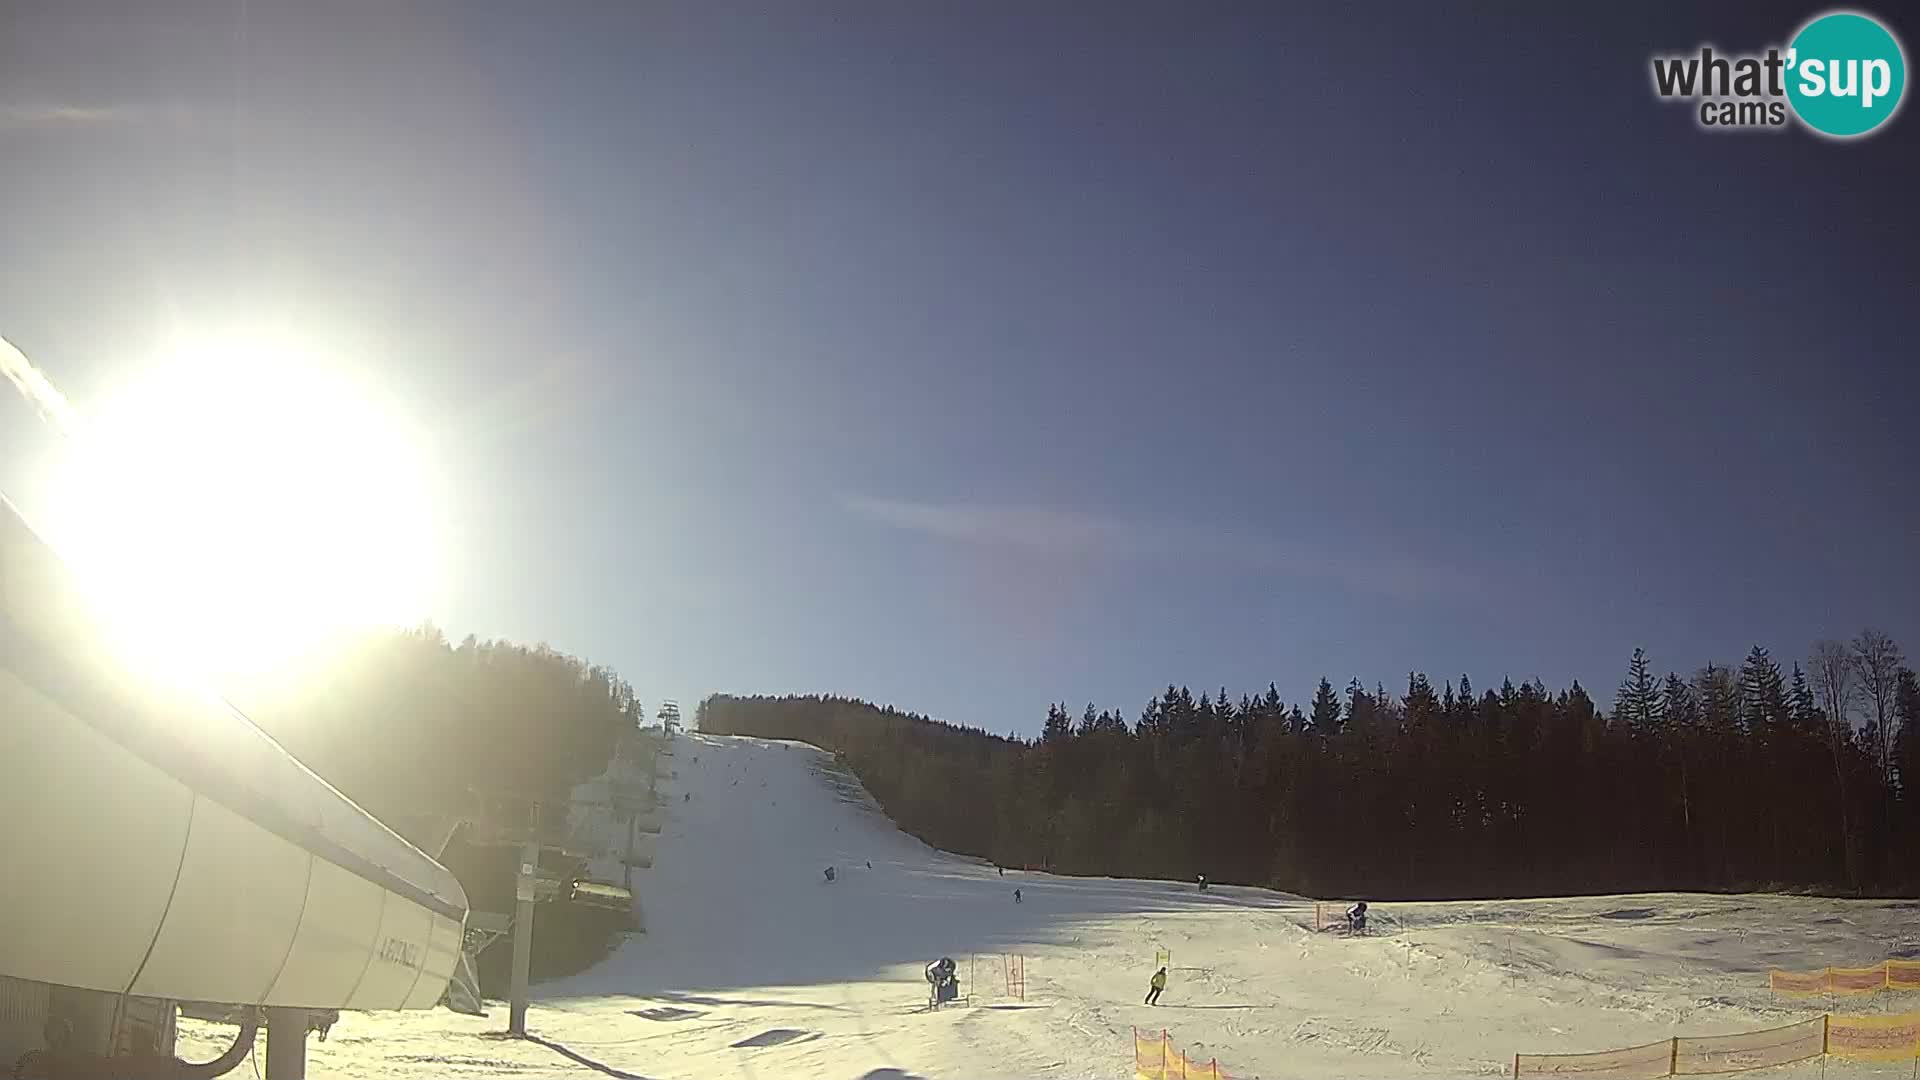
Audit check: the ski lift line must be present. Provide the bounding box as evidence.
[0,609,464,924]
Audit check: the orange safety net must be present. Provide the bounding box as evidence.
[1767,968,1830,997]
[1517,1010,1920,1076]
[1891,959,1920,991]
[1131,1028,1236,1080]
[1134,1027,1163,1080]
[1830,964,1890,995]
[1826,1009,1920,1063]
[1671,1017,1825,1075]
[1767,958,1920,996]
[1513,1038,1674,1077]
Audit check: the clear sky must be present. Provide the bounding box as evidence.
[3,1,1916,735]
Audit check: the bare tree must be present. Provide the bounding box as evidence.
[1852,629,1905,778]
[1811,639,1857,736]
[1810,639,1859,888]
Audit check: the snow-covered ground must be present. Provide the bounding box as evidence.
[184,732,1920,1078]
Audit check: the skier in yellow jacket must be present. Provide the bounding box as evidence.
[1145,967,1167,1005]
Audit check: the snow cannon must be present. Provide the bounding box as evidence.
[925,957,959,1008]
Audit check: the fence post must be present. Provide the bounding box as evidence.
[1669,1036,1679,1075]
[1163,1030,1171,1075]
[1513,1052,1521,1077]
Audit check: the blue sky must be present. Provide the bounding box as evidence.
[3,2,1916,734]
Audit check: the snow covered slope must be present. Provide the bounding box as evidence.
[185,731,1920,1079]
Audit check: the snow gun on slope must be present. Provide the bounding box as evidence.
[925,957,959,1009]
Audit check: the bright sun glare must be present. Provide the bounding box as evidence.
[46,330,442,680]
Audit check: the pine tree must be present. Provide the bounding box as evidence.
[1696,665,1738,730]
[1895,669,1920,868]
[1309,678,1341,734]
[1789,664,1821,731]
[1616,647,1660,733]
[1042,703,1074,745]
[1895,668,1920,781]
[1345,678,1376,732]
[1661,672,1699,851]
[1739,647,1788,732]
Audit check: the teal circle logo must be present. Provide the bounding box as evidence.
[1786,11,1906,137]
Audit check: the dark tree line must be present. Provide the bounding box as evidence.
[233,623,646,828]
[227,624,651,987]
[698,631,1920,900]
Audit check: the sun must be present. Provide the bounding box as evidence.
[45,329,443,681]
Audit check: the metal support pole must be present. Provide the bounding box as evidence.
[509,831,538,1036]
[264,1007,308,1080]
[625,813,637,892]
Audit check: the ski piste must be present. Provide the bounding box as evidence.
[174,730,1920,1079]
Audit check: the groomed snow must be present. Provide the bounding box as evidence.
[183,732,1920,1078]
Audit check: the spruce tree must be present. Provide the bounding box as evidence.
[1309,677,1341,733]
[1616,647,1660,732]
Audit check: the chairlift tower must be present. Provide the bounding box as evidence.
[658,700,681,737]
[466,783,637,1039]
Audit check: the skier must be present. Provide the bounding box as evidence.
[1346,900,1368,935]
[1014,888,1022,904]
[824,866,836,883]
[1145,967,1167,1006]
[866,860,872,869]
[1196,874,1209,892]
[998,866,1004,877]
